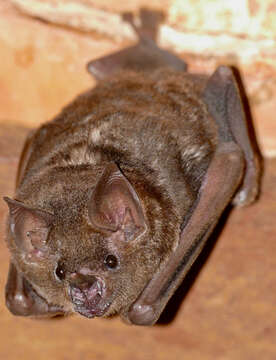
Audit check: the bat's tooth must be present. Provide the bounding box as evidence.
[96,280,102,296]
[74,300,83,306]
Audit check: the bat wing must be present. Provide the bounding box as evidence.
[5,262,64,317]
[123,66,260,325]
[15,129,36,188]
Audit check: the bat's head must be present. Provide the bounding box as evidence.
[4,163,176,319]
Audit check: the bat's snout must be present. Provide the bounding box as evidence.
[69,274,109,318]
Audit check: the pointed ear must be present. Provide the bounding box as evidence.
[4,197,54,256]
[88,163,146,241]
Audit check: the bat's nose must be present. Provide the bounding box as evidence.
[69,273,106,318]
[69,273,97,290]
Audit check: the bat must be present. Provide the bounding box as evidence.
[3,12,260,325]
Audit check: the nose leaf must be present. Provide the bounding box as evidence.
[69,274,107,318]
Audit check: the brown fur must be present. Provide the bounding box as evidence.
[5,68,217,317]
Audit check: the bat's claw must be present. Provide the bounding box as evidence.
[232,158,261,207]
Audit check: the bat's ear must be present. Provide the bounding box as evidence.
[3,197,54,258]
[88,163,147,241]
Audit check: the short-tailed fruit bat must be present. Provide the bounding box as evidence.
[3,16,260,326]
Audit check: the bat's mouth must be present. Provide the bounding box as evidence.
[69,276,110,318]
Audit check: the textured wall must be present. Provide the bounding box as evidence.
[1,0,276,156]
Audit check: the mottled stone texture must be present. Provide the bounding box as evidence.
[1,0,276,156]
[0,1,275,359]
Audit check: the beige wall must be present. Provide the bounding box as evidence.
[0,0,276,156]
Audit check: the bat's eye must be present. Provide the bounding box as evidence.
[55,263,66,281]
[104,254,118,269]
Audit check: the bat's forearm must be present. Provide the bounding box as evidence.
[125,142,244,325]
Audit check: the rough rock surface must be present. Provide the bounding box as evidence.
[1,1,276,156]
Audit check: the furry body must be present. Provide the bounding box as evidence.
[7,69,217,317]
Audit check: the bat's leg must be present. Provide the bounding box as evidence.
[123,65,260,325]
[122,8,165,43]
[87,12,186,80]
[5,262,64,317]
[203,66,260,206]
[87,42,187,81]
